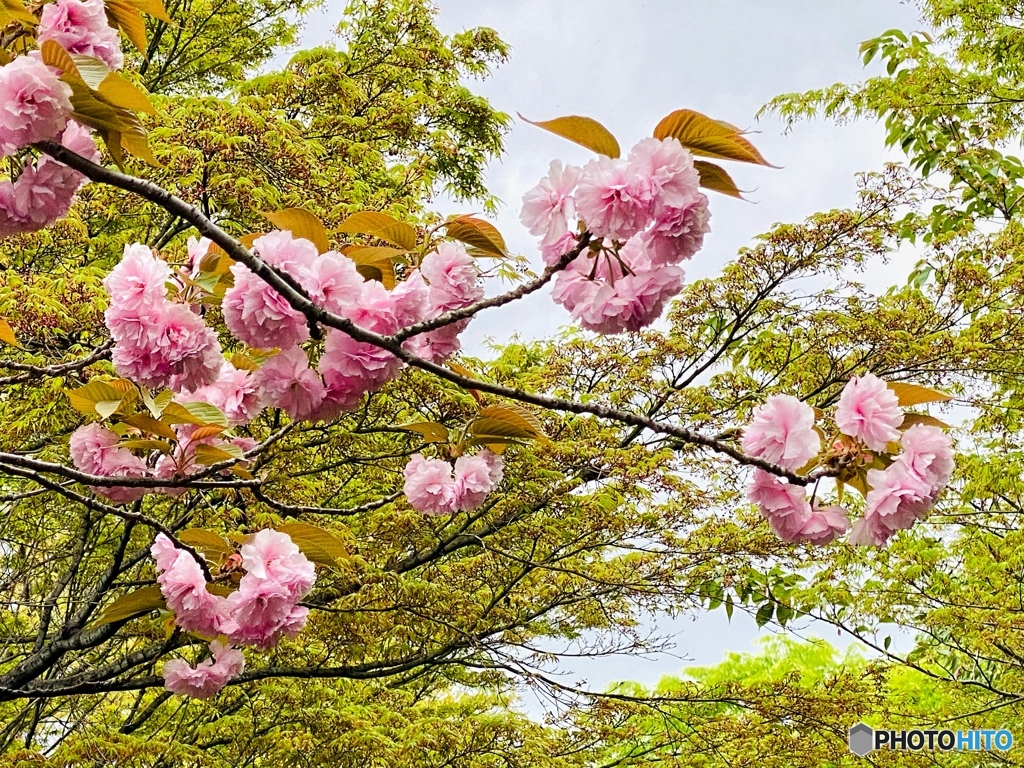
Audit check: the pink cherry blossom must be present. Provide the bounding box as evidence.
[103,244,172,319]
[221,530,315,650]
[0,57,73,157]
[109,302,223,392]
[453,450,503,511]
[798,505,850,544]
[403,454,459,515]
[851,462,934,546]
[151,534,235,638]
[0,122,99,238]
[835,373,904,452]
[627,137,701,211]
[420,242,484,312]
[742,394,821,471]
[574,156,650,241]
[253,230,319,274]
[540,231,581,268]
[69,423,150,504]
[253,346,327,422]
[181,362,263,426]
[318,329,401,405]
[224,577,298,650]
[551,236,684,335]
[520,160,583,246]
[642,196,711,266]
[163,640,245,699]
[898,424,954,490]
[238,529,316,600]
[223,264,310,350]
[746,469,812,542]
[390,269,431,327]
[306,251,364,314]
[342,279,404,334]
[403,319,468,363]
[38,0,124,71]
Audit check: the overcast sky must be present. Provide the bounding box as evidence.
[292,0,926,702]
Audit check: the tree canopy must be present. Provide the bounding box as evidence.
[1,0,1023,766]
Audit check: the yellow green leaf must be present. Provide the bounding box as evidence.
[442,215,508,257]
[519,113,621,159]
[398,421,450,443]
[91,585,166,626]
[104,0,148,52]
[887,382,953,407]
[193,443,243,465]
[654,109,777,166]
[694,160,746,198]
[97,71,156,115]
[1,0,37,24]
[0,318,19,347]
[274,523,348,568]
[900,413,951,430]
[176,529,234,559]
[338,211,418,251]
[66,381,123,414]
[262,208,330,254]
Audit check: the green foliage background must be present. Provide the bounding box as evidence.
[5,0,1024,765]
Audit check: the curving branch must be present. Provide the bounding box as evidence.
[35,142,811,485]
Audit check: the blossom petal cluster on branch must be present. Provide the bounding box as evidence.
[153,530,315,698]
[743,373,954,546]
[521,137,710,335]
[403,450,504,515]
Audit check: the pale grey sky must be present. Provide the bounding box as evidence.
[290,0,925,699]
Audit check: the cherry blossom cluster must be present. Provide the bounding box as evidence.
[742,373,954,546]
[520,138,710,335]
[402,449,504,515]
[153,530,315,698]
[0,0,120,237]
[68,235,484,499]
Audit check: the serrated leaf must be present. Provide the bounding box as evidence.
[0,318,19,347]
[755,601,774,627]
[105,0,148,51]
[887,382,953,407]
[694,160,746,198]
[900,413,950,430]
[69,54,111,90]
[229,353,259,372]
[97,71,156,115]
[398,421,449,443]
[442,215,508,257]
[94,398,125,419]
[183,401,228,427]
[177,529,233,559]
[142,389,173,418]
[66,380,124,414]
[274,523,348,568]
[261,208,330,254]
[519,113,620,158]
[91,585,166,626]
[1,0,36,24]
[193,443,243,465]
[338,212,418,251]
[654,109,777,167]
[355,263,395,289]
[188,424,228,441]
[475,404,548,441]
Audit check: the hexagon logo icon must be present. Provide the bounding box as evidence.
[849,722,874,756]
